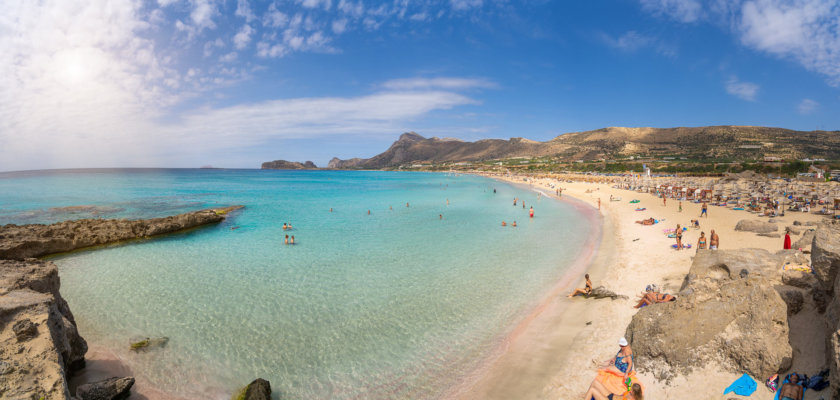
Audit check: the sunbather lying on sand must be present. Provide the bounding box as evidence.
[634,292,676,308]
[635,218,655,225]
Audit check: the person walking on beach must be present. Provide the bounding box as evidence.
[663,196,666,207]
[678,201,682,213]
[701,202,708,217]
[710,230,719,249]
[598,198,601,210]
[784,228,792,250]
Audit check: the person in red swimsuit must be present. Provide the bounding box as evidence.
[784,228,792,250]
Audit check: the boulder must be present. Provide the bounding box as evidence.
[811,224,840,293]
[584,286,629,300]
[627,250,791,382]
[793,230,816,250]
[786,226,802,235]
[234,378,271,400]
[735,219,778,234]
[758,232,781,238]
[76,376,134,400]
[793,220,803,226]
[775,286,805,315]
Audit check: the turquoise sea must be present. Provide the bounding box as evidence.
[0,169,594,399]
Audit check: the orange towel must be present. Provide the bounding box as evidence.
[594,368,644,397]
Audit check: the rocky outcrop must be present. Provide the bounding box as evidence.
[0,259,88,399]
[75,376,134,400]
[235,378,271,400]
[327,157,366,169]
[0,206,243,260]
[584,286,629,300]
[0,207,243,399]
[814,223,840,398]
[734,219,779,234]
[260,160,318,169]
[625,249,792,382]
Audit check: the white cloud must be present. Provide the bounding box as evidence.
[383,77,497,90]
[233,24,255,49]
[332,18,348,34]
[739,0,840,85]
[299,0,332,10]
[235,0,256,22]
[219,52,238,63]
[725,76,760,101]
[641,0,840,85]
[203,38,224,57]
[640,0,703,22]
[190,0,218,31]
[797,98,819,114]
[601,31,653,52]
[263,4,290,28]
[451,0,483,11]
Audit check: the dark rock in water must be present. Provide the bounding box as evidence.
[627,249,791,382]
[584,286,629,300]
[76,376,134,400]
[12,318,38,341]
[234,378,271,400]
[735,219,778,234]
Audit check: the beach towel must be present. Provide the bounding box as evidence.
[635,208,646,211]
[592,368,644,398]
[724,373,757,396]
[629,200,640,203]
[671,244,692,249]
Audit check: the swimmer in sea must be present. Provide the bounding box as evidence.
[284,235,289,245]
[290,235,295,245]
[367,210,370,215]
[288,223,293,230]
[502,221,507,227]
[406,202,410,207]
[330,208,333,212]
[439,214,442,220]
[282,223,288,230]
[512,221,517,227]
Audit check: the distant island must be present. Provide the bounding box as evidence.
[261,160,318,170]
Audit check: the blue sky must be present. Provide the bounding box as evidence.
[1,0,839,171]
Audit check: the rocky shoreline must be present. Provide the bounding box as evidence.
[0,206,251,400]
[626,221,840,398]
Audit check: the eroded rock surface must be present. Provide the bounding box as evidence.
[814,223,840,398]
[625,249,792,382]
[735,219,779,234]
[75,376,134,400]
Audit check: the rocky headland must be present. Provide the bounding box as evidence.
[0,206,244,399]
[260,159,318,169]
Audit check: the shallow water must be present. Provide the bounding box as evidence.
[0,169,592,399]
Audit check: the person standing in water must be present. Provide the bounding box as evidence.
[529,206,534,218]
[290,235,295,245]
[284,235,289,245]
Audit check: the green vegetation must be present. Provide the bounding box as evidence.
[232,386,248,400]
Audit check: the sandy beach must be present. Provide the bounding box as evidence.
[455,173,830,400]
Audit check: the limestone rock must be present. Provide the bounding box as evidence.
[76,376,134,400]
[793,229,816,250]
[584,286,629,300]
[12,319,38,341]
[786,226,801,235]
[260,160,318,169]
[811,224,840,293]
[758,232,781,238]
[735,219,779,234]
[776,286,805,315]
[627,250,791,382]
[0,207,242,260]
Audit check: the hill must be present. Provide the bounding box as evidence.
[261,160,318,170]
[325,126,840,169]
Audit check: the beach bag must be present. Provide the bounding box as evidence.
[765,374,778,393]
